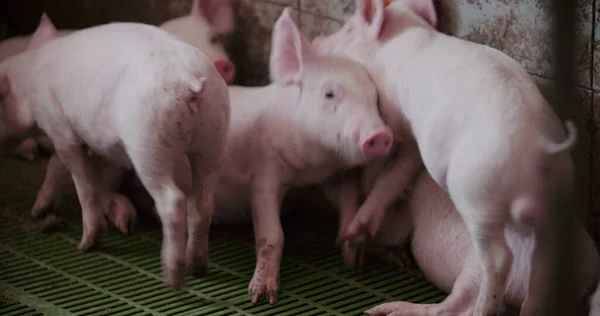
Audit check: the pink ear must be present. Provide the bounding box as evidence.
[27,13,58,51]
[191,0,235,34]
[354,0,385,38]
[407,0,438,27]
[269,7,313,84]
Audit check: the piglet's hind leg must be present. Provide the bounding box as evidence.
[127,146,188,290]
[185,154,216,276]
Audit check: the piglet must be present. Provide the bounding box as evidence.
[201,7,392,304]
[0,15,230,289]
[1,0,236,162]
[161,0,236,84]
[324,163,600,315]
[57,6,392,304]
[313,0,578,315]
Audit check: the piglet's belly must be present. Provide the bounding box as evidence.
[410,219,471,294]
[212,180,252,225]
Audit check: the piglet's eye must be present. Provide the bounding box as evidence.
[324,91,335,99]
[210,35,219,44]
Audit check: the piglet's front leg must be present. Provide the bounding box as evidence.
[248,174,284,305]
[342,144,422,247]
[53,140,108,251]
[335,171,363,267]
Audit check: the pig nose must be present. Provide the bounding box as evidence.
[362,131,393,159]
[214,59,236,84]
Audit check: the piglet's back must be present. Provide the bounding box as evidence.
[26,22,215,111]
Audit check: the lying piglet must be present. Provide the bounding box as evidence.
[312,0,578,315]
[0,16,230,289]
[2,0,236,162]
[335,165,600,315]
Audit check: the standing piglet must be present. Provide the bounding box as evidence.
[313,0,578,315]
[206,7,393,304]
[323,163,600,315]
[79,6,392,304]
[0,17,230,289]
[2,0,236,161]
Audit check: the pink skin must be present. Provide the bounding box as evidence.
[327,167,600,316]
[81,7,391,304]
[31,151,138,235]
[0,16,230,289]
[312,0,580,315]
[160,0,236,84]
[27,7,392,304]
[29,0,238,229]
[3,0,236,162]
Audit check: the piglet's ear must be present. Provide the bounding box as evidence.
[354,0,385,39]
[269,7,313,85]
[406,0,438,27]
[191,0,235,35]
[27,13,58,51]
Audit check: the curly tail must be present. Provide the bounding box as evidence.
[539,120,578,156]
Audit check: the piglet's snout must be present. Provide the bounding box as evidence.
[214,59,236,84]
[362,130,393,159]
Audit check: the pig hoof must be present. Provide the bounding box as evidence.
[340,227,373,250]
[31,198,53,218]
[364,301,414,316]
[22,152,38,162]
[186,256,208,276]
[108,196,137,235]
[31,206,51,219]
[342,240,367,269]
[342,241,357,267]
[14,139,40,162]
[77,238,100,252]
[77,223,106,252]
[248,274,279,304]
[164,263,186,289]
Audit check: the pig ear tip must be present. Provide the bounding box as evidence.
[282,6,293,17]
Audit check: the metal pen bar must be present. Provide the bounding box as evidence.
[546,0,579,314]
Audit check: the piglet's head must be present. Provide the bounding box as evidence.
[270,7,393,165]
[0,14,51,149]
[161,0,236,84]
[312,0,437,59]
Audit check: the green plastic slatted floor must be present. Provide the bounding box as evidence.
[0,157,445,316]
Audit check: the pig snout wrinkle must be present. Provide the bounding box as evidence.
[539,120,578,156]
[362,131,393,159]
[214,59,235,84]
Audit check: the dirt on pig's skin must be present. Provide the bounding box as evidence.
[257,237,275,262]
